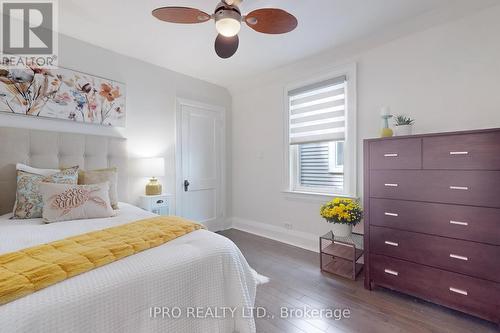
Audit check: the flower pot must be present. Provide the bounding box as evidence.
[393,124,413,136]
[334,224,352,238]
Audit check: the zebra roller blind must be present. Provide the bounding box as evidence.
[288,75,347,145]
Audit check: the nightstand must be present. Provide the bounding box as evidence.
[139,194,172,216]
[320,231,364,280]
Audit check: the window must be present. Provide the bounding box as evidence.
[286,66,356,197]
[298,141,344,189]
[328,141,344,174]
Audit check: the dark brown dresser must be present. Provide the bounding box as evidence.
[363,128,500,324]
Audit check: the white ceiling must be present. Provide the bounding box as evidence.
[59,0,494,88]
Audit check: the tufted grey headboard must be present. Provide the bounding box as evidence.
[0,127,128,215]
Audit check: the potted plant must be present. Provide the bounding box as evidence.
[320,198,363,238]
[393,115,415,136]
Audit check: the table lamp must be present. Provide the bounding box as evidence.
[137,157,165,195]
[380,106,393,138]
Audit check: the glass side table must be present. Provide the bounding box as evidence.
[320,231,364,280]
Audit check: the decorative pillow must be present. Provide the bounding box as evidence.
[16,163,60,176]
[78,167,119,209]
[39,182,115,223]
[12,166,79,219]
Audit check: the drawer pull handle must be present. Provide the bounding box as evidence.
[384,212,398,217]
[449,186,469,191]
[384,241,399,247]
[449,151,469,155]
[449,287,468,296]
[384,183,399,187]
[384,269,399,276]
[450,220,468,226]
[450,254,468,261]
[384,153,399,157]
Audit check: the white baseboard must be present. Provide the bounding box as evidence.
[204,217,230,232]
[229,217,319,253]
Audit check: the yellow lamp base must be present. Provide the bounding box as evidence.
[145,178,162,195]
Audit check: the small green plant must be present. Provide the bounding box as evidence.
[394,115,415,126]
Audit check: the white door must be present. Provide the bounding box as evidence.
[177,100,225,230]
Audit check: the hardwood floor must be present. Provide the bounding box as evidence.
[218,229,498,333]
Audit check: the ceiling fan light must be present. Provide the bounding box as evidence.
[216,17,241,37]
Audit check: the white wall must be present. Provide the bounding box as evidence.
[230,5,500,251]
[0,34,233,215]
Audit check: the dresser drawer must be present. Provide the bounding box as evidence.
[370,199,500,245]
[370,254,500,323]
[423,132,500,170]
[370,170,500,208]
[369,138,422,169]
[370,226,500,282]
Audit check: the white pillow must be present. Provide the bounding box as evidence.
[39,181,115,223]
[16,163,59,176]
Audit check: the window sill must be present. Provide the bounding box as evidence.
[282,190,358,203]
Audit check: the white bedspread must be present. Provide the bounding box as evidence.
[0,203,257,333]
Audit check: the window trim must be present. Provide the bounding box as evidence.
[283,63,357,197]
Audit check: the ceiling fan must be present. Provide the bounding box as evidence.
[152,0,298,59]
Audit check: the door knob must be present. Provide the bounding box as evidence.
[184,180,190,192]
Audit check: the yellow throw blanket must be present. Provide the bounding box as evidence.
[0,216,204,305]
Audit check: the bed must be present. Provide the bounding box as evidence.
[0,127,257,333]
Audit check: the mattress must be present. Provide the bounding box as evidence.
[0,203,257,333]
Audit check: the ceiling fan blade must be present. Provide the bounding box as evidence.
[152,7,211,24]
[214,34,239,59]
[245,8,297,34]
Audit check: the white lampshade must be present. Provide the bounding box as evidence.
[380,106,391,116]
[216,17,241,37]
[135,157,165,177]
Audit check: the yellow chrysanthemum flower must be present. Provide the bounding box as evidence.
[320,197,363,226]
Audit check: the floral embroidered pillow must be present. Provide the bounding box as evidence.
[12,166,79,219]
[39,182,115,223]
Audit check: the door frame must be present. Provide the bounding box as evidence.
[175,97,226,230]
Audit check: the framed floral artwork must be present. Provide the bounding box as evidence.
[0,65,126,127]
